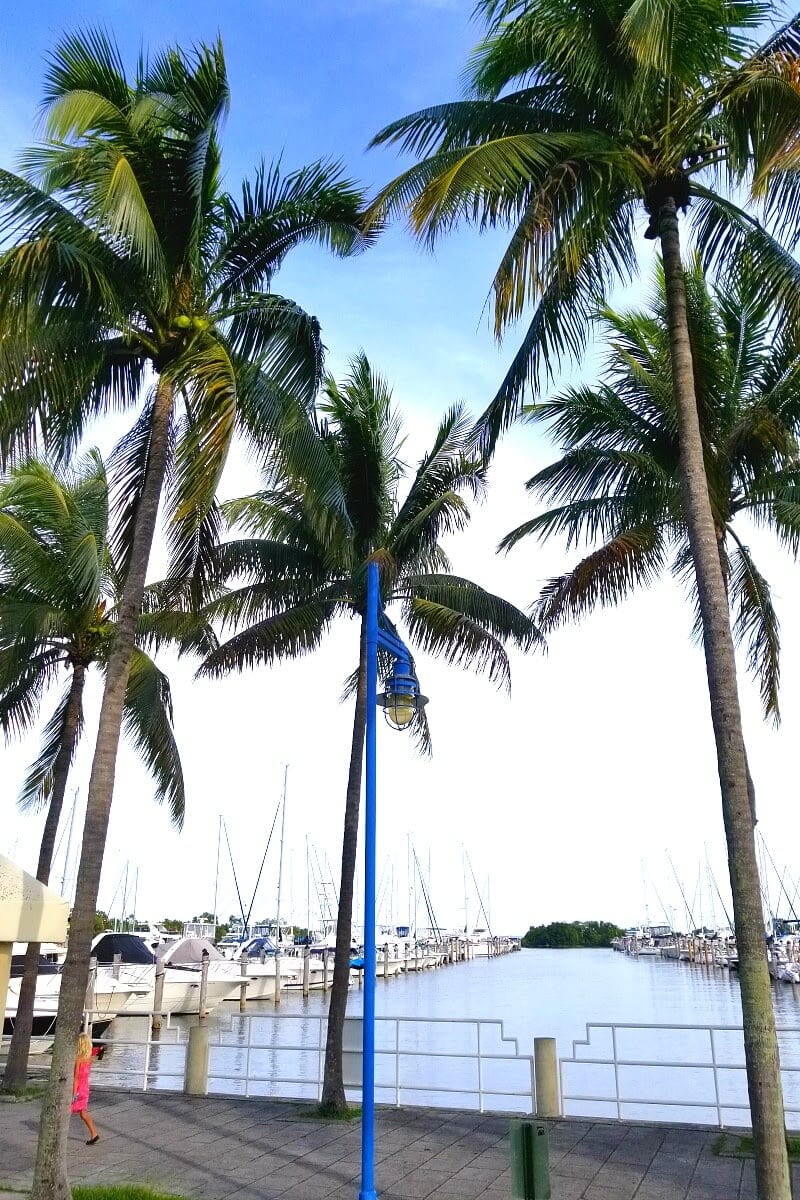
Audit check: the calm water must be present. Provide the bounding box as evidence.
[96,949,800,1124]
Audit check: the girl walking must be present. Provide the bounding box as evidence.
[72,1032,100,1144]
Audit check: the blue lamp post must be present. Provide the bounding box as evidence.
[360,560,427,1200]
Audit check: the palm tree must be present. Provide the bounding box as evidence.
[0,454,208,1091]
[370,4,800,1191]
[0,32,368,1198]
[503,259,800,728]
[198,353,542,1111]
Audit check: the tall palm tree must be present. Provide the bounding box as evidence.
[370,4,800,1191]
[198,353,542,1111]
[0,454,208,1091]
[0,32,369,1198]
[504,259,800,727]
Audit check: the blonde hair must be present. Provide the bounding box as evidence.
[76,1033,93,1062]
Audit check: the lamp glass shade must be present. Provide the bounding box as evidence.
[384,693,416,729]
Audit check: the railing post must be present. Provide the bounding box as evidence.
[323,947,330,991]
[710,1027,722,1127]
[534,1037,561,1117]
[152,961,166,1035]
[143,1023,152,1091]
[184,1024,209,1095]
[186,953,211,1095]
[112,952,121,980]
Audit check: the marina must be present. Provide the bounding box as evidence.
[71,947,800,1129]
[2,922,520,1039]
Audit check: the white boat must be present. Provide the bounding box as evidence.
[468,927,494,957]
[159,936,279,1002]
[4,954,148,1037]
[768,939,800,984]
[92,933,242,1014]
[635,942,662,956]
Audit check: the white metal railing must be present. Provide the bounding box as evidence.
[91,1013,800,1129]
[206,1014,536,1112]
[559,1022,800,1129]
[91,1012,537,1113]
[90,1020,187,1092]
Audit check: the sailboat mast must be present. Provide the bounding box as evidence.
[274,765,288,944]
[212,813,222,928]
[306,836,311,936]
[121,860,129,931]
[462,847,469,933]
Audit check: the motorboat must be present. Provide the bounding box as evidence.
[4,948,147,1036]
[768,938,800,984]
[158,936,276,1002]
[92,933,242,1014]
[210,936,329,997]
[635,941,662,957]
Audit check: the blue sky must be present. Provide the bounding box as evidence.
[2,2,800,941]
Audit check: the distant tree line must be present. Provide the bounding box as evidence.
[521,921,623,948]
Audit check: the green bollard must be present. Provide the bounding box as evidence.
[510,1118,551,1199]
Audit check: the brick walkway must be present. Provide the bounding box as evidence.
[1,1091,795,1199]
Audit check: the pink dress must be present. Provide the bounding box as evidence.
[71,1057,92,1113]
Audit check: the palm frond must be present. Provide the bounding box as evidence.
[17,675,85,813]
[213,159,368,304]
[534,528,666,631]
[232,365,350,528]
[121,648,185,828]
[136,583,219,658]
[727,533,781,723]
[401,596,514,689]
[475,191,638,451]
[692,189,800,335]
[400,573,543,653]
[107,389,175,582]
[43,28,130,111]
[221,295,323,406]
[0,649,62,740]
[390,404,486,566]
[197,600,334,676]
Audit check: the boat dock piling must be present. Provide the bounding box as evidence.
[151,962,166,1034]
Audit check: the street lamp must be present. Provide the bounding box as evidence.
[377,659,428,731]
[361,560,427,1200]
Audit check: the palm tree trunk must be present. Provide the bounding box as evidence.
[2,664,87,1092]
[31,377,174,1200]
[320,623,368,1113]
[659,196,790,1200]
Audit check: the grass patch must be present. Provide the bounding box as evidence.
[712,1133,800,1159]
[297,1103,362,1122]
[74,1189,189,1200]
[0,1084,45,1102]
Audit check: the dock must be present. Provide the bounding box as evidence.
[0,1091,790,1199]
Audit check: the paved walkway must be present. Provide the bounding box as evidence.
[1,1091,794,1199]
